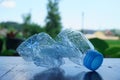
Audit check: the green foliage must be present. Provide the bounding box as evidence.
[0,0,64,56]
[104,40,120,58]
[0,39,3,53]
[45,0,62,38]
[22,13,45,38]
[0,21,22,30]
[0,49,17,56]
[22,13,31,25]
[104,40,120,57]
[105,47,120,58]
[105,40,120,47]
[22,23,44,38]
[89,38,109,53]
[89,38,120,58]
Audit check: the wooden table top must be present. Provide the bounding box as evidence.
[0,57,120,80]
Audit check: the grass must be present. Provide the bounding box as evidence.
[105,40,120,48]
[104,40,120,58]
[89,38,120,57]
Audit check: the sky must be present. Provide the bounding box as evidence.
[0,0,120,30]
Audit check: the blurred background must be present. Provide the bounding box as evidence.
[0,0,120,57]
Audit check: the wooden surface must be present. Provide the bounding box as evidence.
[0,57,120,80]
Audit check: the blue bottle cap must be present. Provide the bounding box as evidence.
[83,49,103,71]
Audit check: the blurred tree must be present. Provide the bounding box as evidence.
[22,13,44,38]
[45,0,62,38]
[22,13,31,25]
[23,23,44,38]
[0,21,22,30]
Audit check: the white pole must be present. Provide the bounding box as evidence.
[82,12,84,33]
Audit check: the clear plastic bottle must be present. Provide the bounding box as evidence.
[16,32,64,68]
[56,29,103,70]
[16,29,103,71]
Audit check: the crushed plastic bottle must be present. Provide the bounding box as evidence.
[16,32,64,68]
[16,29,103,70]
[56,29,103,70]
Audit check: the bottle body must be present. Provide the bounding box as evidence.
[56,29,103,70]
[16,32,63,68]
[56,29,94,65]
[17,29,103,70]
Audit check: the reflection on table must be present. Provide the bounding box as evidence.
[34,68,102,80]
